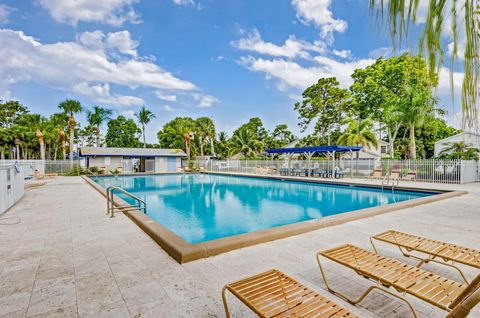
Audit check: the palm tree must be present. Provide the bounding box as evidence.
[337,117,378,159]
[195,117,216,157]
[369,1,479,127]
[228,127,265,158]
[58,99,83,165]
[398,86,435,159]
[135,106,156,148]
[439,141,479,159]
[87,106,113,147]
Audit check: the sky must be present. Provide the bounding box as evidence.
[0,0,467,143]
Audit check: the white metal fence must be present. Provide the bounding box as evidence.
[0,159,84,176]
[199,159,480,184]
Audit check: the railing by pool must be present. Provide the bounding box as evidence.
[199,159,479,184]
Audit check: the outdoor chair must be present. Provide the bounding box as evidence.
[402,171,417,181]
[369,168,383,180]
[316,244,480,318]
[371,230,480,283]
[222,269,356,318]
[383,169,400,186]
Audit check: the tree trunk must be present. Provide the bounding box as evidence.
[210,138,216,157]
[96,126,101,147]
[142,125,146,148]
[16,144,20,160]
[69,115,75,166]
[409,125,416,159]
[36,130,46,160]
[199,136,204,157]
[54,144,58,161]
[0,147,4,159]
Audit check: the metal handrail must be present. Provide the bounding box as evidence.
[106,186,146,218]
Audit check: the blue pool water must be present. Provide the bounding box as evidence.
[93,174,433,244]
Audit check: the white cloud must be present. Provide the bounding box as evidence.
[71,82,144,106]
[240,55,374,90]
[368,46,392,59]
[155,92,177,102]
[193,94,219,108]
[232,29,325,59]
[291,0,347,41]
[120,110,135,118]
[0,4,13,24]
[332,49,350,58]
[160,104,176,112]
[172,0,195,6]
[37,0,140,26]
[0,29,197,106]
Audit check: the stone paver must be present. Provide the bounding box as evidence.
[0,176,478,317]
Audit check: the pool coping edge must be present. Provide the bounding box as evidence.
[81,173,468,264]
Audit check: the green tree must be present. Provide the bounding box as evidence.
[268,124,295,148]
[58,99,83,163]
[135,106,156,148]
[105,116,141,148]
[439,141,479,160]
[295,77,350,144]
[157,117,197,158]
[232,117,268,142]
[195,117,216,157]
[369,1,479,126]
[350,54,433,156]
[0,100,28,128]
[87,106,113,147]
[228,127,265,158]
[337,117,378,159]
[398,86,436,159]
[215,131,229,159]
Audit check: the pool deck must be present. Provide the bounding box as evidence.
[0,176,479,317]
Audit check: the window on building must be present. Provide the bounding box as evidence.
[380,145,387,154]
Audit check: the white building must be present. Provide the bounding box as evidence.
[80,147,187,173]
[341,140,389,159]
[434,132,480,157]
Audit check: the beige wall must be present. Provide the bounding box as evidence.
[87,156,122,172]
[88,156,183,173]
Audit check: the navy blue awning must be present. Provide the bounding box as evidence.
[265,145,362,154]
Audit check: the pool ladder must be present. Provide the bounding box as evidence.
[106,186,147,218]
[381,176,398,193]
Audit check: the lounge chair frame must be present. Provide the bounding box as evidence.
[370,230,480,284]
[316,245,480,318]
[221,269,356,318]
[316,249,420,318]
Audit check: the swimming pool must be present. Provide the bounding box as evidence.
[93,173,434,244]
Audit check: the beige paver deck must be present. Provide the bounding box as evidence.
[0,176,478,318]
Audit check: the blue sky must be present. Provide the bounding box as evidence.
[0,0,465,142]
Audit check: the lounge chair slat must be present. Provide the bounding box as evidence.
[372,230,480,269]
[223,269,357,318]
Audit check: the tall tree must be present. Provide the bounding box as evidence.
[268,124,295,148]
[195,117,216,157]
[86,106,113,147]
[228,127,265,158]
[295,77,350,144]
[135,106,156,148]
[105,116,141,148]
[58,99,83,164]
[157,117,197,158]
[337,117,378,159]
[398,86,436,159]
[369,1,479,128]
[350,54,433,156]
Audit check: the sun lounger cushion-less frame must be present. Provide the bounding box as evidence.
[316,244,480,318]
[371,230,480,283]
[222,269,356,318]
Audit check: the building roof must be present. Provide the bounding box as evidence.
[79,147,187,157]
[433,132,480,145]
[266,145,362,154]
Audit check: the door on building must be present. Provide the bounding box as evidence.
[167,157,177,172]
